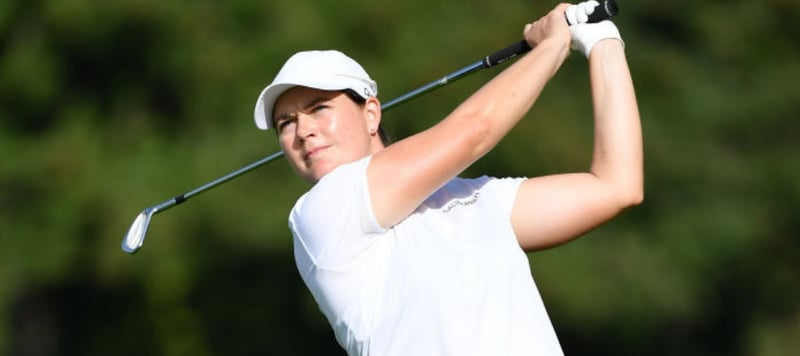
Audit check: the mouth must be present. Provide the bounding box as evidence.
[304,145,329,161]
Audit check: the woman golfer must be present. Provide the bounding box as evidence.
[253,2,642,355]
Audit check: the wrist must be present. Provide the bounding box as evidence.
[569,20,623,58]
[588,38,625,59]
[535,36,571,60]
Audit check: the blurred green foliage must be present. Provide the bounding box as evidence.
[1,0,798,355]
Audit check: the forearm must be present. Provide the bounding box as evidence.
[449,38,570,157]
[588,39,643,205]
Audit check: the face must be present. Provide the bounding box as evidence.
[273,87,382,183]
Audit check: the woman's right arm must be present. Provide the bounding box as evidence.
[367,4,574,228]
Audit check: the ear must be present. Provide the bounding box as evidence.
[364,96,382,135]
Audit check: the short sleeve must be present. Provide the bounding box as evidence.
[289,156,386,271]
[483,176,526,219]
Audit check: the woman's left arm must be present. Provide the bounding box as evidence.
[511,38,643,251]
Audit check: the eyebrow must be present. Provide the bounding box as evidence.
[273,95,332,126]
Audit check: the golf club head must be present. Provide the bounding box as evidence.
[122,208,154,254]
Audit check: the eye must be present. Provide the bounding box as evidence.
[275,117,296,132]
[310,104,329,113]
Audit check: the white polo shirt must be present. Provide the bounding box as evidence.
[290,156,563,355]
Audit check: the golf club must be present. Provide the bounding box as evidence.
[122,0,618,254]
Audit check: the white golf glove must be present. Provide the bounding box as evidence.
[566,1,624,58]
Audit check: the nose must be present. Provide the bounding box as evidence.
[294,113,317,141]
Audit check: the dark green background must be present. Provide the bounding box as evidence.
[2,0,798,355]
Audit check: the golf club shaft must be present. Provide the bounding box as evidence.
[146,150,286,217]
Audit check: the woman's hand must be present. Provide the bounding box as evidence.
[523,3,572,53]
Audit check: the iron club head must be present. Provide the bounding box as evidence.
[122,208,155,254]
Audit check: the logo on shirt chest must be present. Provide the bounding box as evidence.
[442,191,480,213]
